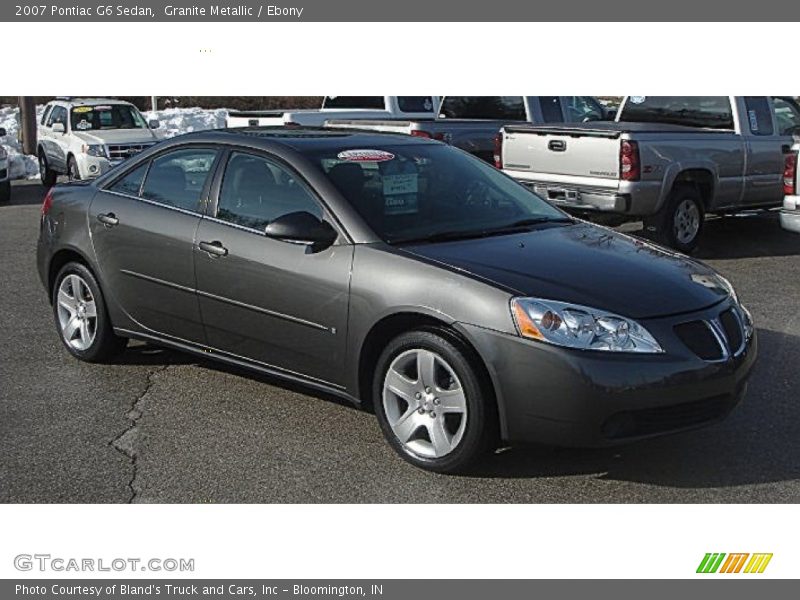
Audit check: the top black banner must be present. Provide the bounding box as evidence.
[3,0,799,21]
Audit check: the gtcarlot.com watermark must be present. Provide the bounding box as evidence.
[14,554,195,573]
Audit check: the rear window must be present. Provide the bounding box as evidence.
[396,97,436,113]
[619,96,734,129]
[438,97,527,120]
[322,96,385,110]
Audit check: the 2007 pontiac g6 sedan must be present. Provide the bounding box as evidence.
[37,128,757,473]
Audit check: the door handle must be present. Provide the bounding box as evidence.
[97,213,119,227]
[198,240,228,257]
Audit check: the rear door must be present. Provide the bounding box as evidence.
[740,97,785,206]
[89,146,220,342]
[194,149,352,387]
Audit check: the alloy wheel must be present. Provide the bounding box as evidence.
[382,348,467,459]
[56,274,97,351]
[674,199,701,245]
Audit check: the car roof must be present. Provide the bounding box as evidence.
[168,126,438,152]
[52,97,134,107]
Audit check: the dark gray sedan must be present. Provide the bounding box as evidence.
[37,128,757,473]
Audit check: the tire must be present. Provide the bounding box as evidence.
[373,329,497,473]
[0,180,9,203]
[67,155,81,182]
[39,151,57,187]
[644,185,705,254]
[52,262,127,363]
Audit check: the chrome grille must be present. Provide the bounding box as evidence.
[107,142,155,161]
[674,306,748,362]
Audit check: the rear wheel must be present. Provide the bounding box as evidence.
[373,329,496,473]
[39,151,57,186]
[645,185,704,254]
[52,262,126,362]
[0,180,9,203]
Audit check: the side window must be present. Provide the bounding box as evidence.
[540,96,564,123]
[565,96,604,122]
[40,105,53,126]
[772,97,800,136]
[438,97,526,120]
[140,148,218,212]
[743,97,774,136]
[109,163,149,197]
[47,106,67,128]
[216,152,322,231]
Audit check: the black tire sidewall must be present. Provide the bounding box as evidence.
[373,329,493,473]
[68,156,80,181]
[52,262,122,362]
[39,152,57,186]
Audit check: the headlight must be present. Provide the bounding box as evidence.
[81,144,107,158]
[511,297,663,354]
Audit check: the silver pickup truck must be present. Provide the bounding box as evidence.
[500,96,800,252]
[326,96,612,164]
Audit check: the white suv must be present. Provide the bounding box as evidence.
[37,98,161,184]
[0,126,10,202]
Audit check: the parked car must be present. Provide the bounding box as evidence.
[37,98,161,185]
[0,127,9,202]
[37,128,757,473]
[781,143,799,233]
[225,96,441,128]
[499,96,800,252]
[326,96,613,163]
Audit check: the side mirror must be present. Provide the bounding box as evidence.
[148,119,160,129]
[265,211,337,250]
[52,122,66,134]
[0,127,6,137]
[605,108,618,121]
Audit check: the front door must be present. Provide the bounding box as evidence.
[194,150,352,387]
[89,147,220,342]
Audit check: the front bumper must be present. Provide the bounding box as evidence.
[75,154,120,179]
[780,196,800,233]
[461,299,757,447]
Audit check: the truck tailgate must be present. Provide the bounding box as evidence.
[502,125,623,184]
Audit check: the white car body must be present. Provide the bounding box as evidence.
[781,143,800,233]
[225,96,441,128]
[37,98,161,180]
[0,126,10,202]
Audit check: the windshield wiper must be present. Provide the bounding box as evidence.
[391,216,573,245]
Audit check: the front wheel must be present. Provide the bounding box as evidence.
[39,151,57,186]
[644,185,705,254]
[52,262,127,362]
[373,329,496,473]
[67,156,81,182]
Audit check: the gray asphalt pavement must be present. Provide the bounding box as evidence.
[2,179,799,503]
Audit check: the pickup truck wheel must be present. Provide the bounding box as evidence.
[647,186,704,254]
[0,180,10,203]
[67,156,81,182]
[373,329,496,473]
[39,152,57,187]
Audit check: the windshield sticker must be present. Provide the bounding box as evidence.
[629,96,646,104]
[93,105,113,111]
[383,173,418,197]
[75,120,92,130]
[72,106,93,113]
[337,149,395,162]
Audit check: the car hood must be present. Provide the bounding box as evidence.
[402,222,730,320]
[73,129,158,145]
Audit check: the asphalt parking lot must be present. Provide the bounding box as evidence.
[1,179,799,503]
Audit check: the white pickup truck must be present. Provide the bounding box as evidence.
[500,96,800,252]
[225,96,441,128]
[37,98,161,184]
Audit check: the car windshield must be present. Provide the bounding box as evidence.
[310,144,569,244]
[70,104,148,131]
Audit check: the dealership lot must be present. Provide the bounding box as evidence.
[2,179,799,503]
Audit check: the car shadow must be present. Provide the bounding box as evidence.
[467,327,800,490]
